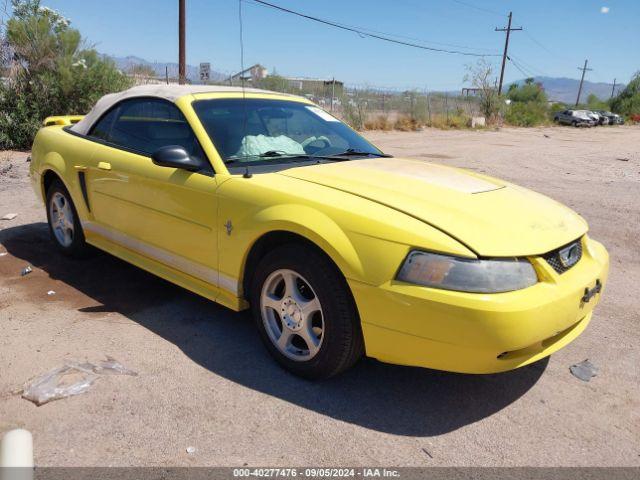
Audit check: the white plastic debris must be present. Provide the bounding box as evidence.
[21,266,32,276]
[186,446,196,454]
[0,252,7,257]
[46,290,55,296]
[233,134,305,158]
[0,429,33,468]
[1,213,17,221]
[570,359,598,382]
[21,357,137,406]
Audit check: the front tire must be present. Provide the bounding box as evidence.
[46,179,88,257]
[250,244,364,379]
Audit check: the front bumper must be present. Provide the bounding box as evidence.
[350,236,609,374]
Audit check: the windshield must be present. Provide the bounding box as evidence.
[192,98,384,164]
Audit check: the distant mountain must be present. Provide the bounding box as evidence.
[510,76,623,103]
[108,55,227,82]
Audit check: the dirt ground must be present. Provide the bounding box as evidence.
[0,126,639,467]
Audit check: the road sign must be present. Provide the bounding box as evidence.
[199,62,211,82]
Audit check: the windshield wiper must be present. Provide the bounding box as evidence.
[224,149,391,165]
[327,149,393,158]
[259,150,290,157]
[225,152,317,164]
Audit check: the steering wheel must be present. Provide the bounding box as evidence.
[301,136,332,153]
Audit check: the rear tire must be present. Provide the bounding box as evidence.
[45,179,88,257]
[250,244,364,379]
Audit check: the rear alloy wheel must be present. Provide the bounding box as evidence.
[46,179,88,256]
[250,244,364,379]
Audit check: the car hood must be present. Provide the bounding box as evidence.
[279,157,587,257]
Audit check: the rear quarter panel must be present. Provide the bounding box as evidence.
[30,126,96,220]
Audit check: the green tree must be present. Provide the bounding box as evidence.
[610,72,640,117]
[507,81,548,104]
[585,93,609,111]
[505,80,549,126]
[0,0,131,149]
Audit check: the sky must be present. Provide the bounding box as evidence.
[13,0,640,90]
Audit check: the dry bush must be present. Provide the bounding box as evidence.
[428,113,470,129]
[393,116,420,131]
[364,115,393,131]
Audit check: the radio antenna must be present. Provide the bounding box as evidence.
[238,0,249,174]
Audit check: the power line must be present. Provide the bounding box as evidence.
[523,30,566,61]
[508,57,533,79]
[247,0,500,57]
[450,0,504,17]
[323,19,497,53]
[509,53,548,78]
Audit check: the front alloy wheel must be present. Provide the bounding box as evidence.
[261,269,324,361]
[251,244,364,379]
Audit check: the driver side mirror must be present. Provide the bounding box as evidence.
[151,145,204,172]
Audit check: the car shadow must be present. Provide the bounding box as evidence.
[1,222,548,436]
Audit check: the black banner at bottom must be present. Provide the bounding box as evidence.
[1,467,639,480]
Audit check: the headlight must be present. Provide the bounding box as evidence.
[396,251,538,293]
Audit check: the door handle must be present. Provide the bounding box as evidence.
[97,162,112,171]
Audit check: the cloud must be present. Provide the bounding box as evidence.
[600,6,610,14]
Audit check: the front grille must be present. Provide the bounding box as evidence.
[542,240,583,274]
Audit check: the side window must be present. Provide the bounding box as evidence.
[89,108,119,141]
[91,98,203,159]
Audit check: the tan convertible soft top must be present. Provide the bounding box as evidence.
[70,84,284,136]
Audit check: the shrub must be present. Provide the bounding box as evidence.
[364,115,393,131]
[611,72,640,117]
[549,102,567,117]
[464,59,502,122]
[586,93,609,111]
[504,80,550,126]
[0,0,132,149]
[393,116,420,131]
[340,90,370,130]
[428,113,470,129]
[505,102,550,127]
[507,80,548,104]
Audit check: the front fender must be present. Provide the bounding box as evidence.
[251,204,365,279]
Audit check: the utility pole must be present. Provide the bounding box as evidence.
[495,12,522,96]
[575,59,592,106]
[330,77,335,112]
[178,0,186,85]
[610,78,617,99]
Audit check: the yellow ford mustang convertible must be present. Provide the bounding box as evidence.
[30,85,609,379]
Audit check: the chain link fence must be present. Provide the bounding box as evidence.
[128,69,483,131]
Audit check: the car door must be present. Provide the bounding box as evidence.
[83,98,221,290]
[560,110,570,124]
